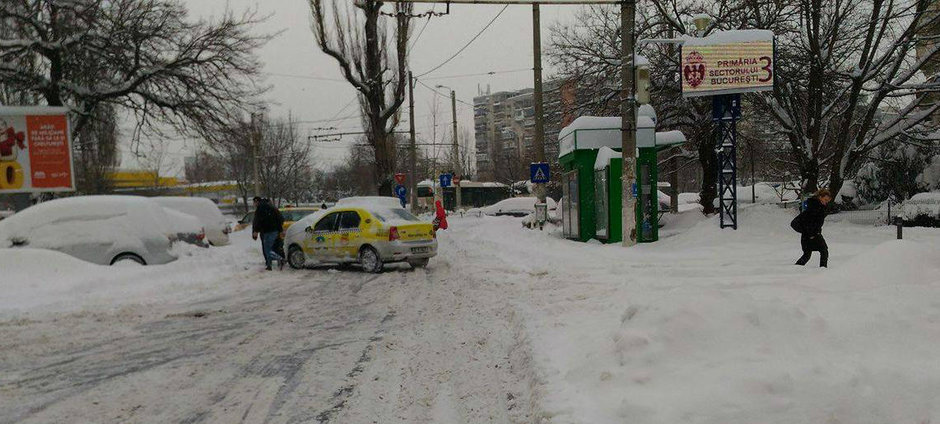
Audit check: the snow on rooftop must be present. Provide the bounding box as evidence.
[683,29,774,47]
[655,130,687,147]
[594,146,620,171]
[559,116,656,157]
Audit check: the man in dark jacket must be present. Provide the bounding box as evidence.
[795,189,832,267]
[251,197,285,270]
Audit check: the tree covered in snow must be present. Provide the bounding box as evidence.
[755,0,940,198]
[309,0,412,196]
[0,0,268,149]
[853,135,936,203]
[548,1,796,214]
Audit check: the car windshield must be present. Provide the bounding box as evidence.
[282,209,315,221]
[371,208,419,222]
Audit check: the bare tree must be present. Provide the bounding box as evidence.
[757,0,940,198]
[73,104,120,193]
[0,0,268,149]
[548,1,798,213]
[256,116,315,206]
[184,150,228,184]
[309,0,411,195]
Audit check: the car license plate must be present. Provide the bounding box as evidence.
[411,247,429,254]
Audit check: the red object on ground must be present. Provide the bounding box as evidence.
[434,200,448,231]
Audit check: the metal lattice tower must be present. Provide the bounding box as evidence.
[713,94,741,229]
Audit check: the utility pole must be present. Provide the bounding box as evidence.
[621,0,638,246]
[251,112,262,197]
[449,89,462,210]
[532,3,547,203]
[408,71,418,213]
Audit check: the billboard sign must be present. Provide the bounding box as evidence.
[681,30,775,97]
[0,107,74,193]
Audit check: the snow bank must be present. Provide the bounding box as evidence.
[444,206,940,424]
[0,230,261,318]
[901,191,940,220]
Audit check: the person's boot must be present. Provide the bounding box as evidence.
[265,264,272,271]
[278,260,285,270]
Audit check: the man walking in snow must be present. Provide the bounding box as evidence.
[251,197,285,271]
[793,189,832,268]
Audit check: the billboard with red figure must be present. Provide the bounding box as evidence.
[0,107,74,193]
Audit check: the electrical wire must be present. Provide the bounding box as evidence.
[261,71,346,82]
[415,79,475,107]
[422,67,533,81]
[416,4,510,78]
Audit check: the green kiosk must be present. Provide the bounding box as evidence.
[559,112,686,244]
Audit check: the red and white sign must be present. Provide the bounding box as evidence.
[0,107,74,193]
[681,30,775,97]
[394,173,406,185]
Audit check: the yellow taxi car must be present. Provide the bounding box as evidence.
[283,203,437,272]
[234,206,320,232]
[279,207,320,231]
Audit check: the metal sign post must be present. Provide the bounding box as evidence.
[713,94,741,229]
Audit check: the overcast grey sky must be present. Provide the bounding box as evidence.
[125,0,583,175]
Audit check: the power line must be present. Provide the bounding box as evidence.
[261,71,346,82]
[422,67,533,81]
[409,13,433,50]
[415,79,474,107]
[416,4,510,78]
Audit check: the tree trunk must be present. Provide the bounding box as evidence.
[698,132,717,214]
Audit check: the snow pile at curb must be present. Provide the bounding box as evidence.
[0,230,260,318]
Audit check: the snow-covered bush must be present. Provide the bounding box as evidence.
[854,140,932,204]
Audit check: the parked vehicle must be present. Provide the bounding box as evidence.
[161,208,208,247]
[234,211,254,232]
[0,195,177,265]
[901,191,940,227]
[284,202,436,272]
[153,196,231,246]
[471,197,558,217]
[279,207,320,231]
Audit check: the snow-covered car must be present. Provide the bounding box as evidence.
[0,195,178,265]
[901,191,940,227]
[472,197,558,217]
[161,208,208,247]
[284,204,436,272]
[153,196,230,246]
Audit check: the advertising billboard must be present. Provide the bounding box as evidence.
[681,30,775,97]
[0,107,75,193]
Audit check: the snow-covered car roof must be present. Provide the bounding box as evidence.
[152,197,226,224]
[335,196,403,210]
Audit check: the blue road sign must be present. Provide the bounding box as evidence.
[439,173,452,188]
[530,162,550,184]
[394,184,407,199]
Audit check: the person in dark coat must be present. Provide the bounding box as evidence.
[251,197,285,270]
[794,189,832,267]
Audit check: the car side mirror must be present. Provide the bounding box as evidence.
[365,219,371,224]
[305,226,314,233]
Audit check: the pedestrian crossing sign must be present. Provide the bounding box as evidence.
[530,162,550,184]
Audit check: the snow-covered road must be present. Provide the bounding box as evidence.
[0,250,535,423]
[2,206,940,424]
